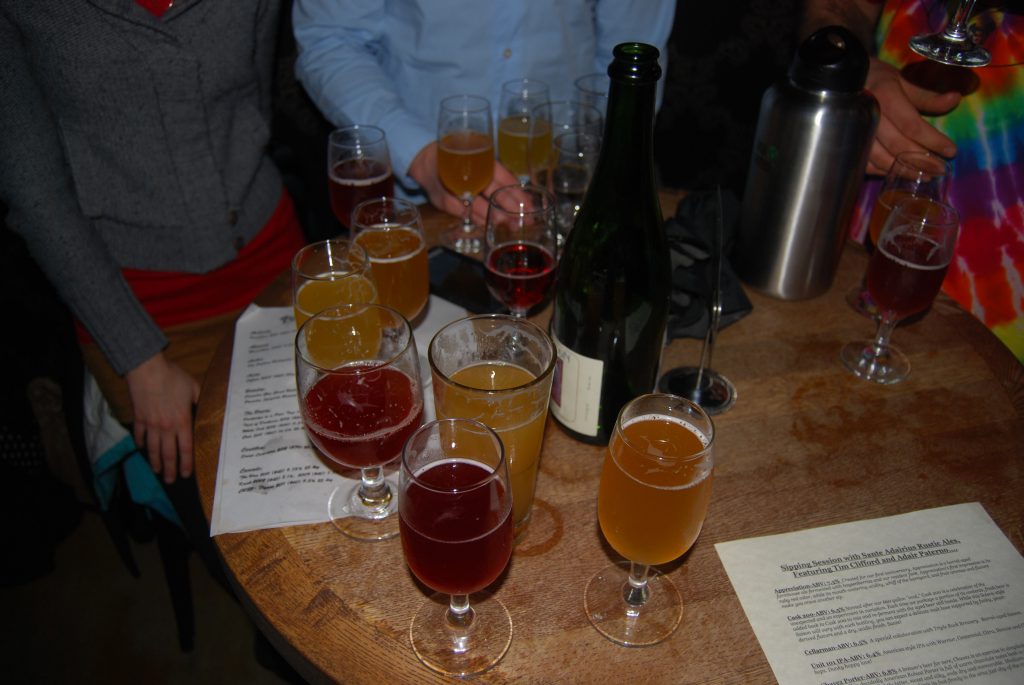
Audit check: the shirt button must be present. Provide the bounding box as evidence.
[502,48,512,59]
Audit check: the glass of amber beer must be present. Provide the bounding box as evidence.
[437,94,494,255]
[428,315,555,540]
[291,239,377,329]
[584,393,715,646]
[351,197,429,322]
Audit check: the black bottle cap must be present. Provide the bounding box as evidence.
[608,42,662,84]
[788,26,869,93]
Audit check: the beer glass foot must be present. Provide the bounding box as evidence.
[840,340,910,384]
[584,561,682,647]
[327,477,400,541]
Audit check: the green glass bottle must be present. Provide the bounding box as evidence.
[549,42,670,445]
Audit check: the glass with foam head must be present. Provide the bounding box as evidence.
[291,239,377,329]
[295,304,424,540]
[399,418,513,677]
[584,393,715,646]
[428,314,555,540]
[351,197,429,322]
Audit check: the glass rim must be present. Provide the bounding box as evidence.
[487,183,556,215]
[891,149,952,175]
[500,76,550,96]
[428,314,556,394]
[613,393,716,466]
[439,93,492,114]
[350,196,424,234]
[574,72,609,95]
[294,302,413,373]
[291,239,371,281]
[401,418,507,494]
[328,123,387,146]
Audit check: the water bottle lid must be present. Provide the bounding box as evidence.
[788,26,869,93]
[608,42,662,84]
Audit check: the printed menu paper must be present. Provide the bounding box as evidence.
[715,503,1024,685]
[210,297,465,535]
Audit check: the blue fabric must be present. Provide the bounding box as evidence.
[293,0,675,199]
[92,435,183,529]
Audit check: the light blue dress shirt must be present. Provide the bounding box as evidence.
[293,0,675,199]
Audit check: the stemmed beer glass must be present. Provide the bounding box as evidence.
[437,95,495,255]
[327,125,394,232]
[399,418,514,676]
[295,304,424,540]
[841,198,960,384]
[484,184,557,317]
[497,78,550,184]
[848,151,951,318]
[291,239,377,329]
[585,393,715,646]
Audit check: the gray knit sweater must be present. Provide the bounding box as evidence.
[0,0,284,374]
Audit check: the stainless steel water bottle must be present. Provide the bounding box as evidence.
[734,26,879,300]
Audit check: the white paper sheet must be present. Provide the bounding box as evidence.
[715,503,1024,685]
[210,296,467,535]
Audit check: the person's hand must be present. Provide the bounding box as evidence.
[408,142,520,225]
[863,57,961,175]
[125,351,201,484]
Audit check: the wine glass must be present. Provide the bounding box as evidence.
[909,0,991,67]
[399,418,514,676]
[574,73,610,117]
[546,131,601,246]
[841,198,960,384]
[584,393,715,647]
[483,184,557,317]
[437,95,495,256]
[327,125,394,232]
[351,197,429,322]
[847,151,952,319]
[291,239,378,329]
[295,304,425,540]
[496,78,550,184]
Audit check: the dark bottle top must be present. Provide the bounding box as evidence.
[549,42,670,445]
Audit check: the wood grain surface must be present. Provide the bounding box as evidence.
[194,198,1023,684]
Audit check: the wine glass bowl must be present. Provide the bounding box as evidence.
[546,130,601,245]
[295,303,424,540]
[909,0,991,67]
[584,393,715,647]
[291,239,378,329]
[350,197,429,322]
[327,125,394,231]
[841,198,961,384]
[399,418,514,676]
[437,95,495,255]
[484,183,557,317]
[497,78,551,184]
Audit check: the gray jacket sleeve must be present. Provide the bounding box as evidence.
[0,11,168,375]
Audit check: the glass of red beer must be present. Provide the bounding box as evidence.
[841,198,960,384]
[295,303,424,540]
[327,125,394,231]
[399,418,514,677]
[483,183,557,317]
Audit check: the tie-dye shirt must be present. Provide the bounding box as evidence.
[848,1,1024,362]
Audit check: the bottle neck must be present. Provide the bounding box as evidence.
[597,80,657,180]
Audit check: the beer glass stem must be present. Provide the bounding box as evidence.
[460,193,474,231]
[623,562,651,616]
[358,465,392,509]
[872,313,899,358]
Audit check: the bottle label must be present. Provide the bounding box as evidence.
[549,334,603,437]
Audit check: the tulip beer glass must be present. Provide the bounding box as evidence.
[399,418,514,676]
[585,393,715,646]
[291,239,377,330]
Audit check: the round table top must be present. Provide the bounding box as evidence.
[193,201,1023,684]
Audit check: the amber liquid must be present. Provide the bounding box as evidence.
[434,362,549,529]
[438,131,494,197]
[293,274,378,328]
[868,189,923,246]
[497,116,552,180]
[598,415,713,565]
[354,227,429,321]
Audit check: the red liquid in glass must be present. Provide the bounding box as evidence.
[302,365,422,469]
[867,233,950,320]
[329,159,395,228]
[400,460,513,595]
[485,241,555,313]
